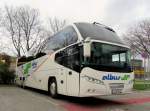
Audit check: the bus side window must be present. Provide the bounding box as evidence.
[45,26,78,52]
[55,44,81,72]
[66,45,80,72]
[55,51,64,65]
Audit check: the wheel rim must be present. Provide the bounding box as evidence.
[50,82,56,96]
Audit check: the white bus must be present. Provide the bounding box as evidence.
[16,22,134,98]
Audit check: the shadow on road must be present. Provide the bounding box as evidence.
[23,86,49,95]
[24,86,125,107]
[57,95,125,107]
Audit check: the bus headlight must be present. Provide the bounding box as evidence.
[82,75,104,85]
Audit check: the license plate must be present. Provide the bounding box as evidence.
[111,89,122,94]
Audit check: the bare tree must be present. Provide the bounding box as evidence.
[48,17,66,34]
[18,6,42,53]
[2,7,66,57]
[30,28,50,54]
[2,6,48,57]
[0,9,3,52]
[2,6,23,57]
[124,19,150,58]
[36,17,67,53]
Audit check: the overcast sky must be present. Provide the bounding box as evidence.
[0,0,150,35]
[0,0,150,55]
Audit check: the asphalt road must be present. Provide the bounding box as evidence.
[1,86,150,111]
[0,86,65,111]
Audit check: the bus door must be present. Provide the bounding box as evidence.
[66,69,79,96]
[55,44,80,96]
[65,45,80,96]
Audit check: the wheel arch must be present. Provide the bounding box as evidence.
[48,76,57,90]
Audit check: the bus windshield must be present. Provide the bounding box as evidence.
[83,42,132,73]
[75,23,124,45]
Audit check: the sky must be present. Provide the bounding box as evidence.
[0,0,150,55]
[0,0,150,34]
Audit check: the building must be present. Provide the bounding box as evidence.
[0,53,16,71]
[131,59,144,79]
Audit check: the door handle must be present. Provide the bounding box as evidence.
[69,71,72,75]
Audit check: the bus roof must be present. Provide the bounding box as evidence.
[74,22,125,45]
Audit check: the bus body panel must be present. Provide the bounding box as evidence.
[65,68,79,96]
[79,67,134,97]
[16,54,80,96]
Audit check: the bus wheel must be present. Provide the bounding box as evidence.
[49,79,58,98]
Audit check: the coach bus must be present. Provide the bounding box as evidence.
[16,22,134,98]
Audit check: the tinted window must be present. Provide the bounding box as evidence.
[17,53,46,66]
[45,26,78,52]
[83,42,132,73]
[55,44,81,72]
[75,23,124,45]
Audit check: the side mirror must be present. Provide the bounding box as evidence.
[83,37,91,57]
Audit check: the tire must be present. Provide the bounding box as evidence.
[48,79,58,98]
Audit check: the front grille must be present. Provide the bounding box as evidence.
[109,83,124,89]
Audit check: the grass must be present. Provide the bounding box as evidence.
[133,79,150,90]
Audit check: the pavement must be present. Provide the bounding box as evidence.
[1,86,150,111]
[0,86,65,111]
